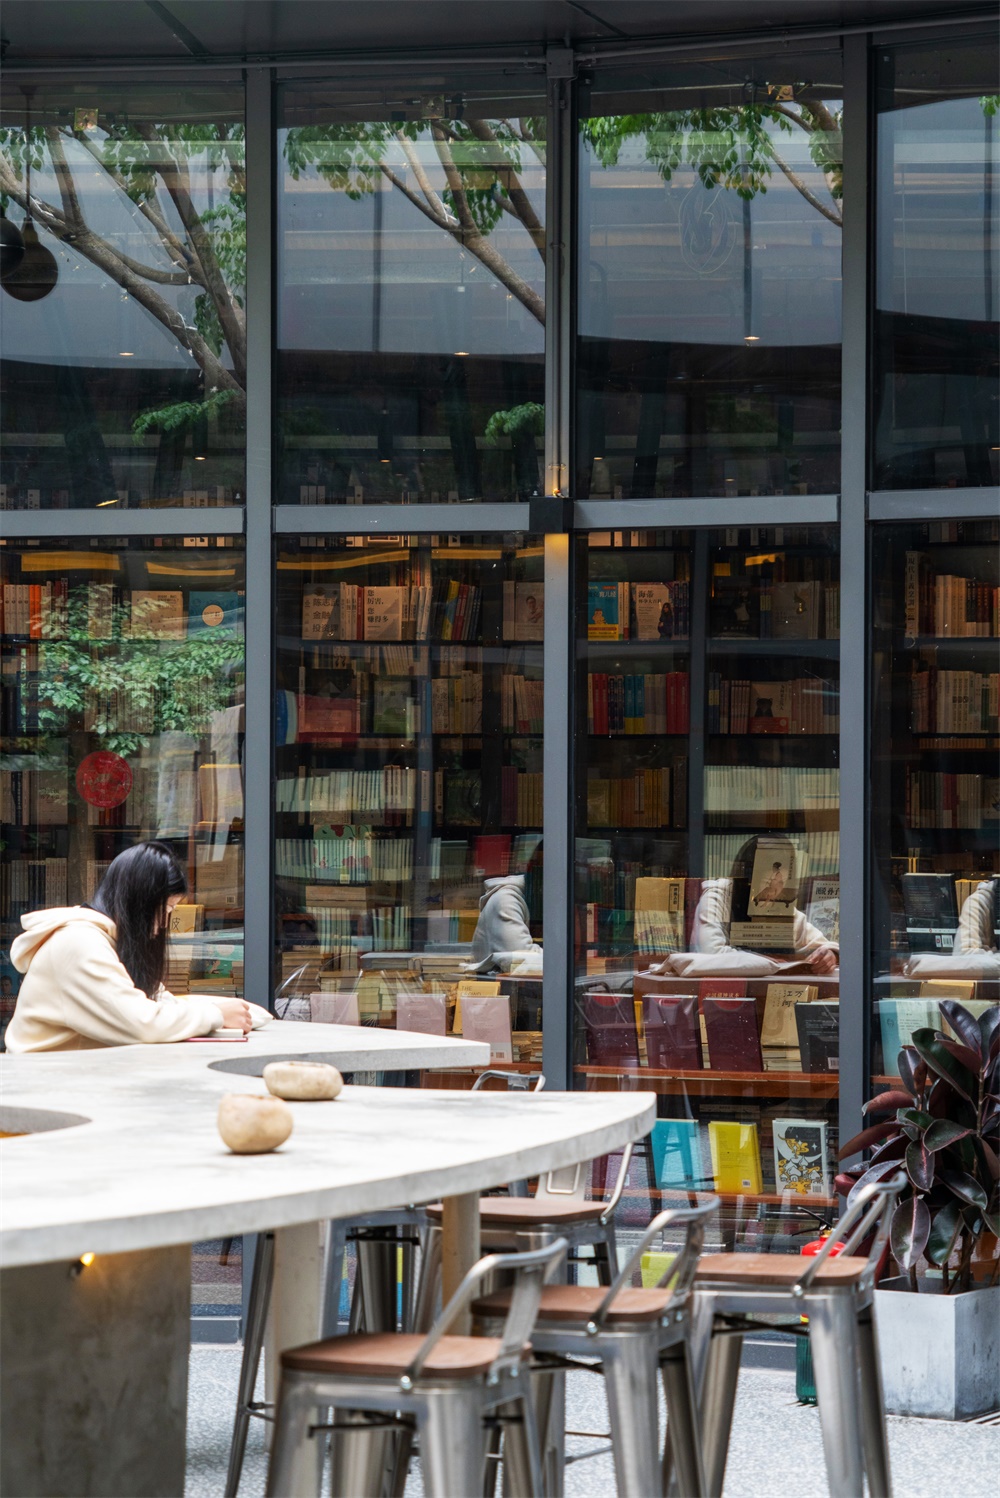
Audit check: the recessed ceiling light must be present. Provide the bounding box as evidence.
[744,334,760,343]
[194,455,207,461]
[96,498,118,507]
[454,350,469,357]
[119,350,134,357]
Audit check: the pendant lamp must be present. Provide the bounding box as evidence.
[2,89,59,303]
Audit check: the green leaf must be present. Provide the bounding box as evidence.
[905,1139,935,1192]
[925,1200,963,1266]
[938,1169,989,1212]
[923,1120,973,1153]
[910,1028,977,1106]
[890,1196,931,1271]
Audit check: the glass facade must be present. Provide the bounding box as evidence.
[277,78,546,504]
[577,51,843,500]
[0,537,246,1033]
[0,82,246,511]
[2,31,998,1266]
[873,38,1000,489]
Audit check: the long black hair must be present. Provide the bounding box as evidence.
[91,841,187,998]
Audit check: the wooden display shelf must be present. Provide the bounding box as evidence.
[576,1066,840,1099]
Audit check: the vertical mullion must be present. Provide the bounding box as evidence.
[243,67,275,1014]
[542,51,576,1089]
[838,33,871,1158]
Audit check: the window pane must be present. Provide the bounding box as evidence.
[275,534,543,1077]
[1,536,246,1039]
[574,525,841,1248]
[577,52,843,500]
[873,41,1000,489]
[0,82,246,511]
[277,78,546,505]
[870,519,999,1092]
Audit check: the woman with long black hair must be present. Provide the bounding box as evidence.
[5,840,266,1052]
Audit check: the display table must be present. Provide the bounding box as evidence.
[0,1023,654,1497]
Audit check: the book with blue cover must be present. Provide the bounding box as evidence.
[188,590,243,637]
[650,1119,705,1190]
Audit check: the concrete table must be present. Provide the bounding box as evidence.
[0,1023,654,1497]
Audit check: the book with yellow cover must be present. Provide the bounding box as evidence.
[453,978,501,1034]
[633,877,685,953]
[761,983,817,1050]
[708,1121,763,1194]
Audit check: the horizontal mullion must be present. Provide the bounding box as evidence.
[868,488,1000,522]
[1,507,245,538]
[274,503,532,534]
[573,495,840,530]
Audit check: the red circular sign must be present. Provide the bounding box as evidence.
[76,751,133,809]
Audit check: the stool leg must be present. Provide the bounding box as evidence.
[660,1343,705,1498]
[602,1333,662,1498]
[808,1295,865,1498]
[857,1307,892,1498]
[226,1230,275,1498]
[265,1375,321,1498]
[358,1237,398,1332]
[320,1221,347,1339]
[329,1409,394,1498]
[699,1329,743,1498]
[413,1225,442,1333]
[499,1378,545,1498]
[533,1367,566,1498]
[418,1387,486,1497]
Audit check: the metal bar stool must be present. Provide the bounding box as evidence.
[474,1197,719,1498]
[265,1238,568,1498]
[224,1069,545,1497]
[684,1173,905,1498]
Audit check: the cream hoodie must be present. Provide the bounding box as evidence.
[6,907,231,1053]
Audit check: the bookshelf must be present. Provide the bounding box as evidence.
[0,539,247,1007]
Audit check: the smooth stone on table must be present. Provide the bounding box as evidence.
[217,1093,294,1153]
[263,1059,343,1100]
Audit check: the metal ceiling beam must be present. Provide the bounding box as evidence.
[144,1,209,58]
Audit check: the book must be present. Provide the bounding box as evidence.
[900,873,958,952]
[581,990,640,1068]
[309,991,361,1025]
[878,998,938,1073]
[748,682,792,734]
[761,983,817,1050]
[188,591,243,637]
[702,993,762,1072]
[167,903,204,934]
[129,590,185,639]
[633,583,684,640]
[708,1120,763,1194]
[633,877,685,953]
[649,1119,704,1189]
[460,992,513,1064]
[442,771,482,827]
[773,1117,831,1196]
[364,587,407,641]
[395,990,447,1036]
[588,582,627,640]
[372,678,413,736]
[197,763,243,825]
[772,581,821,639]
[185,1030,248,1042]
[504,582,545,641]
[643,992,703,1070]
[795,1000,840,1072]
[805,877,840,944]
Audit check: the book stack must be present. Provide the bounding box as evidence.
[704,765,839,825]
[502,673,544,734]
[586,766,680,829]
[587,672,690,734]
[275,768,416,822]
[431,673,482,733]
[500,767,543,827]
[707,677,839,735]
[909,668,999,734]
[903,553,1000,638]
[905,770,991,829]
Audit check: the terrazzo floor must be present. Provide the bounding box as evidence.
[187,1344,999,1498]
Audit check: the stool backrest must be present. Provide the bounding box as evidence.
[592,1196,720,1329]
[471,1069,546,1093]
[794,1171,906,1297]
[534,1142,634,1218]
[401,1238,568,1389]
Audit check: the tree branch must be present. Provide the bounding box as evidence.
[430,124,545,324]
[393,132,455,224]
[377,162,454,229]
[464,118,546,259]
[70,129,198,278]
[770,147,842,226]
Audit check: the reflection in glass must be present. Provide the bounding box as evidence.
[278,79,545,504]
[0,83,246,510]
[871,519,999,1084]
[873,41,1000,488]
[575,526,841,1246]
[577,52,842,499]
[274,534,543,1073]
[0,537,246,1035]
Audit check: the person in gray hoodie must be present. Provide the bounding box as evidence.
[469,873,542,971]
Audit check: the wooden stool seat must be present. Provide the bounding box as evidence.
[426,1197,608,1227]
[695,1252,868,1287]
[474,1283,673,1324]
[281,1331,504,1380]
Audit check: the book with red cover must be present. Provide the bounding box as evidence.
[581,991,640,1069]
[701,986,762,1072]
[643,992,703,1070]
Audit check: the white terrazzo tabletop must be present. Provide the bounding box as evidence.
[0,1021,655,1269]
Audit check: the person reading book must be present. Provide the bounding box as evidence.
[5,840,270,1053]
[469,872,542,973]
[906,877,1000,979]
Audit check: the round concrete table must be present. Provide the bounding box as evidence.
[0,1022,654,1497]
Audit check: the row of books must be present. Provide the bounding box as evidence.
[302,583,482,643]
[703,765,839,815]
[276,767,417,818]
[909,669,1000,734]
[710,577,840,641]
[1,855,69,914]
[905,770,998,830]
[707,676,840,735]
[587,582,692,641]
[0,768,68,826]
[275,832,407,885]
[432,674,482,734]
[650,1116,833,1199]
[2,583,244,642]
[588,672,690,735]
[704,831,841,880]
[500,768,543,828]
[501,674,544,735]
[903,555,999,638]
[586,765,687,830]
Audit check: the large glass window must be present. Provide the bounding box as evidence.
[1,536,246,1040]
[575,525,841,1249]
[873,40,999,488]
[277,77,546,504]
[577,51,843,500]
[871,518,999,1088]
[0,82,246,511]
[274,533,543,1076]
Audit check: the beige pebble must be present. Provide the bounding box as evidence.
[217,1093,294,1153]
[263,1060,343,1101]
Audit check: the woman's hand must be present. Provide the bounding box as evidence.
[217,999,253,1033]
[806,944,838,974]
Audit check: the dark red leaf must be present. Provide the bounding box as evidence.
[838,1121,901,1159]
[911,1029,977,1106]
[925,1200,962,1266]
[869,1136,908,1166]
[974,1138,1000,1183]
[940,1001,982,1059]
[833,1172,859,1197]
[923,1119,973,1153]
[898,1048,928,1096]
[890,1196,931,1271]
[934,1037,982,1075]
[905,1139,935,1192]
[863,1090,913,1115]
[846,1157,904,1206]
[980,1005,1000,1060]
[939,1168,989,1211]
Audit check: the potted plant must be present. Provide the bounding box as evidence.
[836,1000,1000,1419]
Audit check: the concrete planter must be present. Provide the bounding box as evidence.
[874,1277,1000,1419]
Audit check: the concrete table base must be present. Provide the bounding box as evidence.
[0,1245,190,1498]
